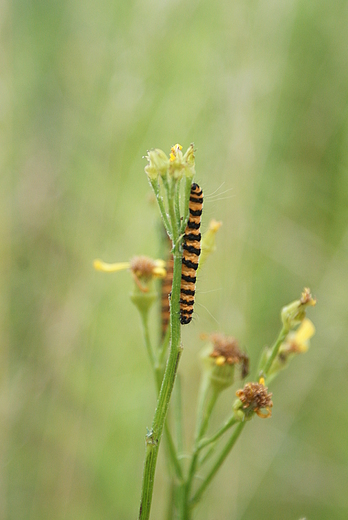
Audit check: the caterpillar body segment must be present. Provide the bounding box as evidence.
[180,183,203,325]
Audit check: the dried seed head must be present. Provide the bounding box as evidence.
[300,287,316,306]
[201,333,250,391]
[235,378,273,419]
[209,334,244,366]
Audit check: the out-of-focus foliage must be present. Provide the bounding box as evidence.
[3,0,348,518]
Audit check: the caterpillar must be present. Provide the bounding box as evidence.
[180,182,203,325]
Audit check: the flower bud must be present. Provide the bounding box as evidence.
[183,143,196,178]
[169,143,185,180]
[281,288,316,331]
[144,149,169,179]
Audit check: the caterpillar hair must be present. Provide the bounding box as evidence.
[180,182,203,325]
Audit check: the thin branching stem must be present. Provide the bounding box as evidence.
[198,415,238,452]
[260,325,289,379]
[181,382,220,518]
[180,177,194,235]
[150,179,172,239]
[190,422,246,506]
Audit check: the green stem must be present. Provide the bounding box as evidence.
[190,422,246,506]
[260,326,289,379]
[140,311,156,373]
[198,415,237,452]
[175,179,182,226]
[174,375,184,454]
[157,323,171,369]
[150,179,172,239]
[138,248,183,520]
[167,179,179,244]
[180,177,194,235]
[141,307,183,482]
[182,384,219,518]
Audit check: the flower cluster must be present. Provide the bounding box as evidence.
[145,143,195,182]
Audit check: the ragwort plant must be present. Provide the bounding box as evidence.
[94,143,317,520]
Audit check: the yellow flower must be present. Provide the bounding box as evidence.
[283,318,316,354]
[94,256,166,293]
[169,143,183,162]
[168,143,196,179]
[266,318,316,383]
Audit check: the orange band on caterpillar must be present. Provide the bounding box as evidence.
[180,183,203,325]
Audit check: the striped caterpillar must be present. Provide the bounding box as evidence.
[180,183,203,325]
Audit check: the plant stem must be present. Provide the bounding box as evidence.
[150,179,172,239]
[182,383,219,518]
[140,311,156,373]
[175,179,181,226]
[141,306,183,482]
[180,177,194,235]
[261,326,289,378]
[138,248,183,520]
[190,422,246,506]
[198,415,238,451]
[174,375,184,454]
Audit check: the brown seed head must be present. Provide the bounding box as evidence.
[130,256,158,278]
[209,334,244,366]
[236,379,273,418]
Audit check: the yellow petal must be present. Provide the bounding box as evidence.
[295,318,315,343]
[93,259,130,272]
[153,266,167,278]
[215,355,226,366]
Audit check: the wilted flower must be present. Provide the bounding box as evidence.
[94,256,166,291]
[201,333,249,390]
[281,288,316,331]
[266,318,315,382]
[235,377,273,419]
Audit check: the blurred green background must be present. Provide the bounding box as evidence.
[4,0,348,518]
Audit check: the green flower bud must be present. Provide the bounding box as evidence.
[169,143,185,180]
[144,149,169,180]
[281,288,316,331]
[183,143,196,178]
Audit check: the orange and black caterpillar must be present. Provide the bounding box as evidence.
[180,182,203,325]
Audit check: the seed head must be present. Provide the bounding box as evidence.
[235,377,273,419]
